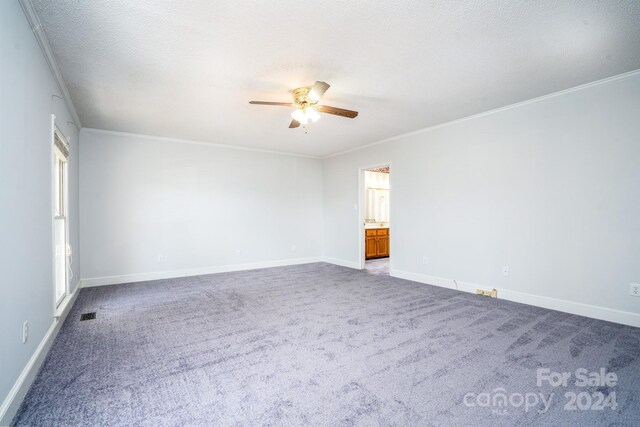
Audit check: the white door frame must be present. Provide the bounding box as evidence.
[357,162,392,270]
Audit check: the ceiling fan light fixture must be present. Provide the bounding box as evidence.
[291,108,308,125]
[305,107,320,122]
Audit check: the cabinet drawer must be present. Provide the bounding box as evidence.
[376,228,388,236]
[365,229,377,237]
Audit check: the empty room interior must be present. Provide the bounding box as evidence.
[2,1,640,425]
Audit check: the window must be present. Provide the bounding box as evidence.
[53,125,69,307]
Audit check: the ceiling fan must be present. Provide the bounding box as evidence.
[249,81,358,128]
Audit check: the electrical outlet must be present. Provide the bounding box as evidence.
[157,255,165,263]
[235,249,242,256]
[422,256,428,266]
[291,245,297,252]
[630,283,640,297]
[22,321,28,344]
[502,266,510,277]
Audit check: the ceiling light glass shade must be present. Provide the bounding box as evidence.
[305,107,320,122]
[291,108,308,125]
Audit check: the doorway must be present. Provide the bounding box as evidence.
[358,164,391,275]
[53,123,69,308]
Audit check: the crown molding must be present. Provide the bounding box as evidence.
[324,68,640,159]
[19,0,82,128]
[80,127,322,159]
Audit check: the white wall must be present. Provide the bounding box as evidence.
[0,0,80,417]
[79,129,323,283]
[324,72,640,326]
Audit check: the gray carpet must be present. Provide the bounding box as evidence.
[365,258,390,276]
[13,263,640,426]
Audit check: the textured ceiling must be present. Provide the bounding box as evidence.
[32,0,640,157]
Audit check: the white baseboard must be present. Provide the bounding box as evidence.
[498,288,640,328]
[390,269,640,328]
[0,281,80,426]
[321,257,362,270]
[81,257,324,288]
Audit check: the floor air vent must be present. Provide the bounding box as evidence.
[80,312,96,321]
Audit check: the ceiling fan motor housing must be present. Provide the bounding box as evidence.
[292,86,314,107]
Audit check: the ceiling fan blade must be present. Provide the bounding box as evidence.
[289,119,301,128]
[308,81,330,103]
[317,105,359,119]
[249,101,294,106]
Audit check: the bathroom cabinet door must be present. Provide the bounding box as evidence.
[376,236,389,257]
[366,237,378,258]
